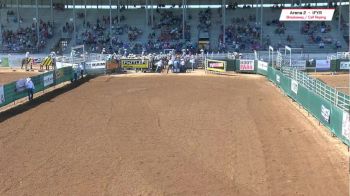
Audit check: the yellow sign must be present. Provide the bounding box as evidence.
[121,59,149,69]
[205,59,226,73]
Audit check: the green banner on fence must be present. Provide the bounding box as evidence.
[266,66,350,146]
[0,67,73,108]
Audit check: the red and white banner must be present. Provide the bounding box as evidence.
[240,60,255,71]
[209,62,224,68]
[279,9,335,21]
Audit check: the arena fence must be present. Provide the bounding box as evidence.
[0,66,73,108]
[206,57,350,146]
[267,66,350,146]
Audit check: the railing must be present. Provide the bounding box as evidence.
[281,66,350,112]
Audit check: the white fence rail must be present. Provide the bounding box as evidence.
[282,66,350,112]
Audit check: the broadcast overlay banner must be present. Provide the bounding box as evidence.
[280,9,334,21]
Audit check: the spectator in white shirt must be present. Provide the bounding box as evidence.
[25,78,35,101]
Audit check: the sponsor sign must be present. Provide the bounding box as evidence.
[342,112,350,141]
[258,61,268,71]
[15,79,27,92]
[0,57,9,67]
[43,74,54,87]
[206,59,226,72]
[240,60,255,71]
[56,62,78,69]
[321,105,331,123]
[280,9,335,21]
[55,69,64,80]
[276,75,280,83]
[291,60,306,70]
[121,59,149,69]
[316,60,331,71]
[340,61,350,70]
[291,79,298,94]
[208,62,224,68]
[0,85,5,104]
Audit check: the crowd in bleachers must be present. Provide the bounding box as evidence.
[0,3,347,53]
[1,19,53,52]
[198,8,211,32]
[218,14,271,52]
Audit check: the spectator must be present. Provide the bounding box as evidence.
[25,78,35,101]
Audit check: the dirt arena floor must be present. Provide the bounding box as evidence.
[0,71,39,84]
[0,75,348,195]
[310,73,349,95]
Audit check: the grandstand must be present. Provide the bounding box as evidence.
[0,1,349,54]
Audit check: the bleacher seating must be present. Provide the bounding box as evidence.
[0,5,348,54]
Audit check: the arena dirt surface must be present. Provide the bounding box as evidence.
[311,73,349,95]
[0,75,348,195]
[0,71,39,84]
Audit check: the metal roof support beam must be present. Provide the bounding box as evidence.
[260,0,263,46]
[84,0,87,23]
[222,0,226,44]
[117,0,120,24]
[338,0,341,32]
[151,0,154,27]
[109,0,112,46]
[182,0,186,40]
[145,0,149,26]
[51,0,54,25]
[35,0,40,51]
[16,0,20,28]
[73,0,76,45]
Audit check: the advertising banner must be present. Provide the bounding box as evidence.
[291,60,306,70]
[340,61,350,70]
[206,59,226,72]
[43,74,54,87]
[15,79,27,92]
[316,60,331,71]
[55,69,64,80]
[0,85,5,104]
[258,61,268,71]
[208,62,224,68]
[291,79,299,94]
[240,60,255,71]
[0,57,9,67]
[342,112,350,141]
[321,105,331,123]
[276,74,280,83]
[121,59,149,69]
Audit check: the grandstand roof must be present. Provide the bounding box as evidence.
[5,0,348,6]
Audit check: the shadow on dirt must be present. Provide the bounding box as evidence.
[0,76,95,123]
